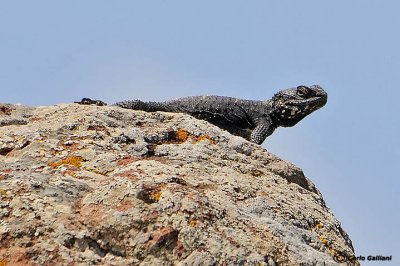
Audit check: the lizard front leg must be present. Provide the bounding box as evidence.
[250,118,276,144]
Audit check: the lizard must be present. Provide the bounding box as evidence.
[77,85,327,145]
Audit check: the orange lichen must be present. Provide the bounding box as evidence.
[0,258,8,266]
[176,128,216,144]
[177,128,189,142]
[48,156,83,168]
[196,135,216,145]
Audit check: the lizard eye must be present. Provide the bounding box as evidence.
[296,86,309,97]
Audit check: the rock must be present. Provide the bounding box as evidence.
[0,103,358,265]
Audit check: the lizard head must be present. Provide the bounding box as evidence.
[271,85,327,127]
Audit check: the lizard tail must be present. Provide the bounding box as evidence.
[114,100,169,112]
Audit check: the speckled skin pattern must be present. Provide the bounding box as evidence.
[113,85,327,144]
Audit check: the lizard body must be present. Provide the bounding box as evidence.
[79,85,327,144]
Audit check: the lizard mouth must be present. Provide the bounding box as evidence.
[287,95,327,109]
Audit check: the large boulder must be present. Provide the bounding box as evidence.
[0,103,357,265]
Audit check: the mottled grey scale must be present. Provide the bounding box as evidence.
[115,100,169,112]
[112,85,327,144]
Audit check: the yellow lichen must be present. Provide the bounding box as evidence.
[329,248,337,255]
[0,188,7,197]
[189,219,198,227]
[315,222,324,229]
[252,170,264,177]
[48,156,83,168]
[310,221,347,261]
[319,235,328,245]
[260,191,267,196]
[150,191,162,202]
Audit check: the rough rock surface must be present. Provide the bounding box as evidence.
[0,103,357,265]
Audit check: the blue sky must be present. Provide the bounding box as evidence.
[1,1,399,264]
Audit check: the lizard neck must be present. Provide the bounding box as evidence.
[264,100,282,127]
